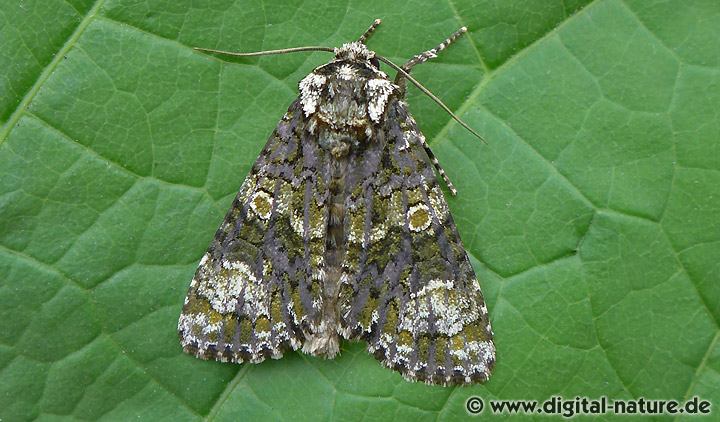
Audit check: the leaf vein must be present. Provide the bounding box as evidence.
[0,0,107,146]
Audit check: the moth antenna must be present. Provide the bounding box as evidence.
[376,55,487,145]
[193,46,335,57]
[358,19,382,44]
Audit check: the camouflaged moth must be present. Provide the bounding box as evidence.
[178,19,495,385]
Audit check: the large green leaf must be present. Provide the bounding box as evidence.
[1,0,718,420]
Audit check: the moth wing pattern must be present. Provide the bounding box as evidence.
[181,22,496,385]
[178,99,333,363]
[338,98,495,385]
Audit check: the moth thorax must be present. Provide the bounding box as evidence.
[299,65,395,127]
[318,130,353,159]
[317,76,371,128]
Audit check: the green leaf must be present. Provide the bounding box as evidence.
[1,0,718,420]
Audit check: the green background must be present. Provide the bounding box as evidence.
[1,0,718,420]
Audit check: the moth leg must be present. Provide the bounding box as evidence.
[394,26,468,90]
[417,133,457,195]
[358,18,382,44]
[391,27,468,195]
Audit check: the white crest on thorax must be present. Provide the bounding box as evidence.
[366,78,395,122]
[299,73,327,116]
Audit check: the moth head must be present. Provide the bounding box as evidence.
[333,42,379,69]
[332,18,383,69]
[191,19,486,142]
[334,42,373,61]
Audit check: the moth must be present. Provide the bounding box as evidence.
[178,19,495,385]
